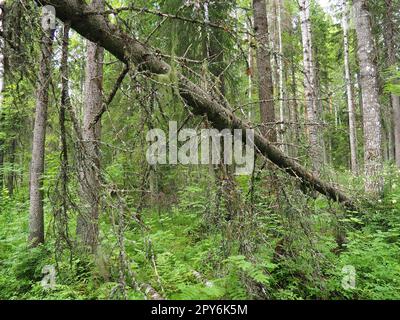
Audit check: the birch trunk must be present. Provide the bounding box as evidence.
[353,0,383,194]
[299,0,323,174]
[342,0,358,174]
[276,0,285,152]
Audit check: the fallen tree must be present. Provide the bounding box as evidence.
[37,0,354,208]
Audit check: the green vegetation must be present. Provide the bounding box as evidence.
[1,0,400,300]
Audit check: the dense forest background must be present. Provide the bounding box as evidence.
[0,0,400,300]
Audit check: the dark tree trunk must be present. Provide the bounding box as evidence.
[76,0,104,251]
[28,28,54,247]
[384,0,400,168]
[253,0,276,142]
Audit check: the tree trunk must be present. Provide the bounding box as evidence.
[276,0,285,151]
[55,21,71,247]
[288,26,300,158]
[342,0,358,174]
[253,0,276,142]
[76,0,104,251]
[7,138,16,197]
[28,28,54,247]
[384,0,400,168]
[37,0,355,208]
[299,0,323,174]
[353,0,383,194]
[0,0,4,103]
[247,18,254,121]
[0,0,5,193]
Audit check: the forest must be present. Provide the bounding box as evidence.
[0,0,399,301]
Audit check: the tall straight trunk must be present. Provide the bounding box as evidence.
[384,0,400,167]
[299,0,323,174]
[56,22,71,245]
[342,0,358,174]
[253,0,276,142]
[76,0,104,250]
[247,18,254,121]
[353,0,383,194]
[28,28,54,247]
[0,0,3,105]
[0,0,5,192]
[276,0,285,151]
[288,25,300,158]
[290,56,301,157]
[0,0,3,103]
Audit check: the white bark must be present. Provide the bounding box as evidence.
[342,0,358,174]
[276,0,285,152]
[353,0,383,194]
[299,0,323,174]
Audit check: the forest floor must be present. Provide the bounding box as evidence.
[1,170,400,300]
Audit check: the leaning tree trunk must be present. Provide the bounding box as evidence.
[384,0,400,168]
[253,0,276,142]
[342,0,358,174]
[76,0,104,251]
[353,0,383,194]
[36,0,355,209]
[28,27,54,247]
[299,0,323,174]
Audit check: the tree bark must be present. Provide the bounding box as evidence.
[0,0,5,193]
[0,0,4,101]
[36,0,354,208]
[353,0,383,194]
[276,0,285,152]
[384,0,400,168]
[76,0,104,251]
[55,21,71,247]
[0,0,4,104]
[28,27,54,247]
[299,0,323,174]
[342,0,358,174]
[253,0,276,142]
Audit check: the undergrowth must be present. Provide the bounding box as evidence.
[1,168,400,300]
